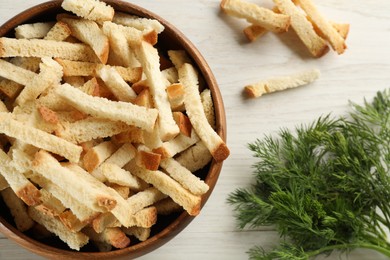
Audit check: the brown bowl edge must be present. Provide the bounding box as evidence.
[0,0,227,259]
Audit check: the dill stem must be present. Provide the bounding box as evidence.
[374,213,389,229]
[362,221,389,245]
[306,243,390,258]
[361,233,390,250]
[379,205,390,227]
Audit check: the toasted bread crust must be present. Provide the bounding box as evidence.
[131,79,149,94]
[173,112,192,137]
[112,126,145,144]
[59,210,87,232]
[0,174,9,190]
[38,106,59,124]
[167,83,185,111]
[0,80,23,99]
[83,141,117,172]
[137,150,161,171]
[104,228,131,249]
[142,30,158,46]
[134,89,153,108]
[106,184,130,199]
[243,25,268,42]
[97,196,117,211]
[152,146,170,159]
[212,142,231,163]
[15,183,41,206]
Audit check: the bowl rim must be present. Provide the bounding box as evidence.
[0,0,227,259]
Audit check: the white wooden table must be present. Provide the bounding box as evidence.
[1,0,390,259]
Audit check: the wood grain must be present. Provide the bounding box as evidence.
[1,0,390,259]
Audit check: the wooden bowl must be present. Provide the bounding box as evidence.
[0,0,227,259]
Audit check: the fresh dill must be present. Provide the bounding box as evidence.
[228,89,390,259]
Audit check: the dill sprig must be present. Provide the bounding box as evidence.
[228,89,390,259]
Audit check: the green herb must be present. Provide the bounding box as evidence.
[228,89,390,259]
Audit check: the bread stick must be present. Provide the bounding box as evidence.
[113,12,164,34]
[136,41,180,141]
[1,188,35,231]
[83,227,130,249]
[179,63,230,162]
[100,163,147,190]
[55,83,158,132]
[160,158,209,196]
[221,0,290,32]
[44,21,72,41]
[28,207,89,251]
[98,67,137,102]
[244,68,320,98]
[153,130,200,159]
[83,141,117,172]
[61,0,114,22]
[296,0,346,54]
[273,0,329,57]
[122,226,151,242]
[102,21,140,67]
[0,113,82,163]
[55,59,142,83]
[29,173,100,223]
[0,58,36,86]
[126,162,201,216]
[175,141,213,172]
[15,22,55,39]
[32,151,117,212]
[61,18,109,63]
[0,149,41,206]
[0,38,100,62]
[15,57,63,106]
